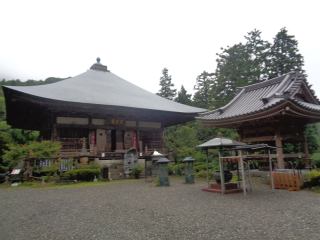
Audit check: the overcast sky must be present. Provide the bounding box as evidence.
[1,0,319,96]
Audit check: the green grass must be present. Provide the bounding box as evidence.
[0,179,137,190]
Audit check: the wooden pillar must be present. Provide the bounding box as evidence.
[237,129,244,142]
[137,129,140,152]
[89,115,92,127]
[274,128,284,169]
[52,124,58,141]
[299,129,310,167]
[302,141,310,167]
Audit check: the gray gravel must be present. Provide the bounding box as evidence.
[0,179,320,240]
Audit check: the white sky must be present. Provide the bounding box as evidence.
[1,0,319,96]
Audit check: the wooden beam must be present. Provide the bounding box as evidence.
[281,134,305,141]
[241,136,275,143]
[274,127,284,169]
[244,127,273,135]
[243,154,305,159]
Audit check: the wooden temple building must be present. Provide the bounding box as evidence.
[197,68,320,169]
[3,58,206,178]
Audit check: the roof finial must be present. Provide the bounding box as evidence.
[97,57,101,63]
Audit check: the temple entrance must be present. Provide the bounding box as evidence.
[111,130,116,151]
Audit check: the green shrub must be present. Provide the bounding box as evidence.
[195,169,214,179]
[0,166,8,173]
[311,158,320,168]
[76,162,102,170]
[230,176,241,182]
[168,163,174,175]
[308,169,320,186]
[65,169,101,181]
[42,161,61,176]
[42,176,51,183]
[131,164,144,179]
[172,164,184,176]
[194,163,214,172]
[194,162,206,166]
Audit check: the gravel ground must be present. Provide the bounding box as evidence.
[0,178,320,240]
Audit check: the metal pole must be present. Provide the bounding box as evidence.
[219,149,225,194]
[145,160,147,182]
[237,157,240,189]
[152,161,154,182]
[206,148,209,189]
[246,151,252,192]
[239,150,246,197]
[269,149,275,193]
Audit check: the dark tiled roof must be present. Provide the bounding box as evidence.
[3,69,206,114]
[197,69,320,121]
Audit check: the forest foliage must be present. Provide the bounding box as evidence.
[158,27,319,163]
[0,77,67,169]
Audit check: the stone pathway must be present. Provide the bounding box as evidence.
[0,179,319,239]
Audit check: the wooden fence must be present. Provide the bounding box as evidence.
[270,173,300,191]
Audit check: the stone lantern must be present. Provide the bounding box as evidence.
[156,157,170,187]
[183,156,196,184]
[151,151,164,181]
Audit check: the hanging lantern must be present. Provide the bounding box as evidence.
[156,157,170,187]
[183,156,196,184]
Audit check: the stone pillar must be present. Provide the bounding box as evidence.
[274,128,284,169]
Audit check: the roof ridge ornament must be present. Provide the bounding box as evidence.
[261,74,292,104]
[90,57,110,72]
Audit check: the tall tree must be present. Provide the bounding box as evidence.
[268,27,305,79]
[244,29,270,83]
[211,43,251,109]
[193,71,213,109]
[175,85,192,106]
[156,68,176,100]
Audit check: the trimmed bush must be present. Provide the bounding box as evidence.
[65,169,101,181]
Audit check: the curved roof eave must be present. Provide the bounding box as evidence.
[3,70,206,114]
[198,99,320,125]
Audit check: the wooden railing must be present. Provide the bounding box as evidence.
[270,173,300,191]
[59,138,89,150]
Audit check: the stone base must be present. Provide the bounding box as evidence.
[210,183,238,190]
[202,188,246,194]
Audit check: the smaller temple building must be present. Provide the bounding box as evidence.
[3,58,206,178]
[197,68,320,169]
